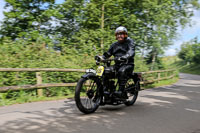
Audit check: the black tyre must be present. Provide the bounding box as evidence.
[124,78,139,106]
[75,77,101,114]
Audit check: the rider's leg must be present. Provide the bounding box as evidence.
[115,65,133,98]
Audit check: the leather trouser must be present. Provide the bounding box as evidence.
[116,64,134,91]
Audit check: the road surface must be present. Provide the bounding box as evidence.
[0,73,200,133]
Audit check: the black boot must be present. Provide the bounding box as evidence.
[114,89,122,97]
[114,86,128,99]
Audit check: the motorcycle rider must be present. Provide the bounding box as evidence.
[101,26,136,99]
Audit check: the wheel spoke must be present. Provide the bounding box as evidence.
[78,78,100,111]
[84,97,88,108]
[123,77,139,106]
[89,99,93,109]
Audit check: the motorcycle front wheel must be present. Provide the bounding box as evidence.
[75,77,101,114]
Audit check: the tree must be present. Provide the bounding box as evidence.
[48,0,85,39]
[178,39,196,64]
[1,0,199,70]
[133,0,199,69]
[192,43,200,64]
[0,0,55,40]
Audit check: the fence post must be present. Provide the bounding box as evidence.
[172,70,176,80]
[36,72,43,97]
[157,72,161,83]
[165,71,168,78]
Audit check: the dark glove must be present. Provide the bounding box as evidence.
[99,55,106,61]
[114,56,128,63]
[115,57,123,62]
[120,55,127,60]
[103,52,111,58]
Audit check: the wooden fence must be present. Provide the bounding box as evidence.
[0,68,176,96]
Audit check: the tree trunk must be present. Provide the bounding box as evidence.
[150,51,156,71]
[100,4,105,53]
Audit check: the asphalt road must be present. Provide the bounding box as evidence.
[0,73,200,133]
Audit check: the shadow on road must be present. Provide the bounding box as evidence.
[0,73,200,133]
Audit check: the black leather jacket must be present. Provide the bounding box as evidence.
[103,37,136,65]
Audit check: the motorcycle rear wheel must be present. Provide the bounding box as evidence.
[124,78,139,106]
[75,77,101,114]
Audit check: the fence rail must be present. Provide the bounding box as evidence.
[0,68,85,72]
[0,68,176,96]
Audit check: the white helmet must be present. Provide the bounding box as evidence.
[115,26,128,34]
[115,26,128,38]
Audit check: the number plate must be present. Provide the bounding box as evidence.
[96,66,104,76]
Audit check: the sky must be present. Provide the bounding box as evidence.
[165,9,200,56]
[0,0,200,56]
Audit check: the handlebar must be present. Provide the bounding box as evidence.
[95,55,127,64]
[95,55,114,62]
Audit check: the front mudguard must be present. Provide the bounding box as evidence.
[81,73,102,87]
[81,72,97,79]
[81,73,104,102]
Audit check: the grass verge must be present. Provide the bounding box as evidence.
[142,76,179,89]
[179,64,200,75]
[0,93,74,107]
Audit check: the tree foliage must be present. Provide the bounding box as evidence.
[0,0,55,40]
[0,0,199,83]
[0,0,199,103]
[178,37,200,64]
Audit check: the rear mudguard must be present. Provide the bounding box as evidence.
[132,73,141,91]
[132,72,142,82]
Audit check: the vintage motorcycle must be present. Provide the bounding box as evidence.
[75,55,141,114]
